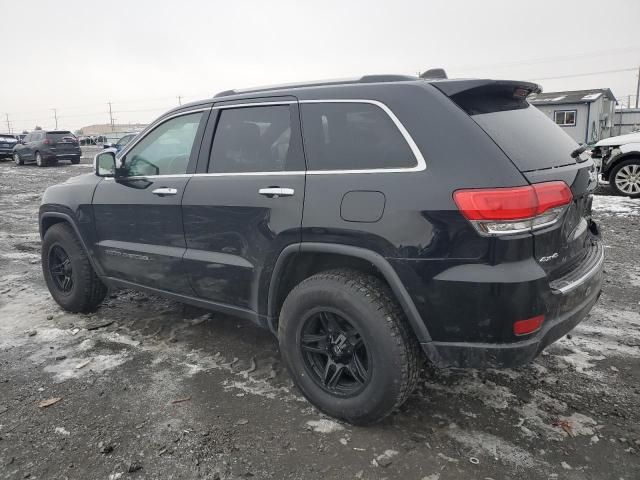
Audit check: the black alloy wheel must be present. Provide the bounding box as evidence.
[300,310,371,396]
[48,245,74,293]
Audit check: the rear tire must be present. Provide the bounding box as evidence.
[35,151,45,167]
[278,269,421,425]
[42,223,107,313]
[14,152,23,166]
[610,158,640,198]
[71,156,80,165]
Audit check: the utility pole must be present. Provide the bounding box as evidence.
[5,114,11,133]
[52,108,58,129]
[636,66,640,109]
[108,102,114,132]
[177,95,183,106]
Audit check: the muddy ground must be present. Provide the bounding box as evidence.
[0,152,639,480]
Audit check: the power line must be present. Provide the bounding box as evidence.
[451,46,640,72]
[529,68,637,81]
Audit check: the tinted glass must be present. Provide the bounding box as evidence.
[300,102,416,170]
[118,134,135,147]
[473,104,579,171]
[47,132,76,141]
[209,106,293,173]
[123,112,202,177]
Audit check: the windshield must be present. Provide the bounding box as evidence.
[0,135,17,142]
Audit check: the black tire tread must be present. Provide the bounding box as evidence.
[282,268,421,419]
[42,223,107,312]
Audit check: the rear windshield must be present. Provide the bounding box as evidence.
[449,86,580,172]
[46,131,75,141]
[471,105,579,172]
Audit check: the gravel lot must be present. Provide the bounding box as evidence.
[1,153,639,480]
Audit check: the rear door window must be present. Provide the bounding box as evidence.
[300,102,417,171]
[208,105,302,173]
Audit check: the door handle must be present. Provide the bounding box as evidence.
[152,187,178,196]
[258,187,295,198]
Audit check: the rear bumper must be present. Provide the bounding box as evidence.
[43,152,81,160]
[419,242,604,368]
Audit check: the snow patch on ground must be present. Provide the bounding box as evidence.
[593,195,640,216]
[306,419,345,433]
[425,375,516,410]
[448,428,541,468]
[44,352,129,381]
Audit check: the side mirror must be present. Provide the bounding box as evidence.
[95,151,116,177]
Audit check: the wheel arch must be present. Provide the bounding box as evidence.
[266,243,432,344]
[603,151,640,176]
[40,212,104,276]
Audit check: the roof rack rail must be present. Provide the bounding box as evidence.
[214,74,419,98]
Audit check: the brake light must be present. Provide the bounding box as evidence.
[43,139,52,145]
[513,315,544,336]
[453,181,572,236]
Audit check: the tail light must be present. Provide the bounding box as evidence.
[43,138,52,145]
[513,315,544,336]
[453,181,572,236]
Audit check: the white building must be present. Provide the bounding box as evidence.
[529,88,617,144]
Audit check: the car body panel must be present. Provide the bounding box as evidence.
[595,131,640,147]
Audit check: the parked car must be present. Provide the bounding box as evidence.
[0,133,18,160]
[39,74,603,424]
[13,130,81,167]
[591,131,640,197]
[102,133,137,152]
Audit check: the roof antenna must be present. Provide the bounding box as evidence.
[420,68,448,80]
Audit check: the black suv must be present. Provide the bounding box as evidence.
[39,75,604,424]
[13,130,81,166]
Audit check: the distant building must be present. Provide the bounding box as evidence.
[613,108,640,136]
[77,123,147,136]
[529,88,617,144]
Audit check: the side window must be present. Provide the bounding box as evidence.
[123,112,203,177]
[24,134,32,142]
[300,102,417,171]
[208,105,299,173]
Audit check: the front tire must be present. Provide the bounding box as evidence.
[278,269,421,425]
[14,152,24,165]
[42,223,107,313]
[610,158,640,198]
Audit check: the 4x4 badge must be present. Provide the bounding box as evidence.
[539,252,559,263]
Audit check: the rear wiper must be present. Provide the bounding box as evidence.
[571,143,589,160]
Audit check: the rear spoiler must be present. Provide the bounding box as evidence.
[431,79,542,97]
[431,79,542,115]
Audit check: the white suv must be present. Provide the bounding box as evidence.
[592,131,640,197]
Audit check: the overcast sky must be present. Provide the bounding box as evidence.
[2,0,640,133]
